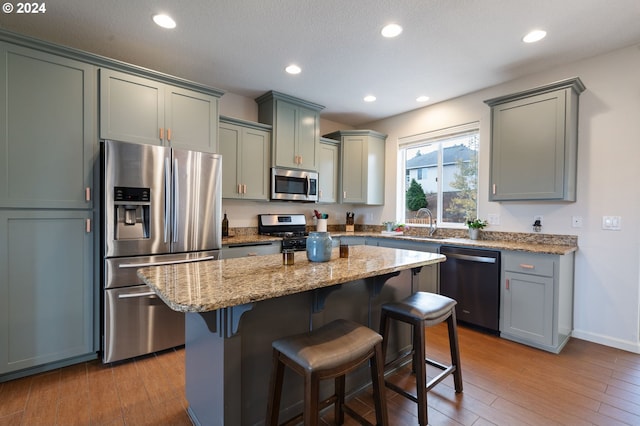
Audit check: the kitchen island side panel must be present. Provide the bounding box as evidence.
[185,276,413,426]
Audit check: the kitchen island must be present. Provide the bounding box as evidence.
[137,246,445,426]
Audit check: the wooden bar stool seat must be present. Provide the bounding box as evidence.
[380,292,463,426]
[266,318,388,426]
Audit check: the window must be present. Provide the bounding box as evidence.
[398,123,479,227]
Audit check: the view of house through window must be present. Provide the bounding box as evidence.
[399,124,479,227]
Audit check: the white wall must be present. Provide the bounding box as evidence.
[364,44,640,353]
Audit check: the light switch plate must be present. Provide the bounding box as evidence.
[602,215,622,230]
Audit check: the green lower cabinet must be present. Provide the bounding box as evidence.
[0,210,94,376]
[221,242,280,259]
[500,251,575,353]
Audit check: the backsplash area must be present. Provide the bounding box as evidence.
[228,224,577,246]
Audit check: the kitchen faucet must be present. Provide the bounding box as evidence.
[416,208,437,237]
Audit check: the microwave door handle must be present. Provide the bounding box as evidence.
[306,176,310,198]
[164,157,171,243]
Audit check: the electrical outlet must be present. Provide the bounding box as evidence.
[487,214,500,225]
[572,216,583,228]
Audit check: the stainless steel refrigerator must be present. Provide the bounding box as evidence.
[101,140,221,363]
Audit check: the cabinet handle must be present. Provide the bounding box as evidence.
[298,155,302,164]
[492,184,496,195]
[506,279,510,290]
[238,183,241,194]
[159,127,164,140]
[85,218,91,233]
[519,263,535,269]
[167,128,172,141]
[243,184,247,194]
[85,187,91,202]
[343,191,347,199]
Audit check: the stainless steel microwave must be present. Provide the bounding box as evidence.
[271,167,318,202]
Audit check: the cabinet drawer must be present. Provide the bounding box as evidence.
[504,253,554,277]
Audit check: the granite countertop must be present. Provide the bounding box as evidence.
[340,233,578,255]
[137,246,445,313]
[223,231,578,256]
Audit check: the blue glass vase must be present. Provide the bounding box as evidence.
[306,232,332,262]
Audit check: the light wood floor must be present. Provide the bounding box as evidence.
[1,323,639,425]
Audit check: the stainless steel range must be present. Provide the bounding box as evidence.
[258,214,307,251]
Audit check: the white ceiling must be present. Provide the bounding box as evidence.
[2,0,640,126]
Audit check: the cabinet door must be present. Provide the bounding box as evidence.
[297,106,319,170]
[0,210,94,374]
[490,90,567,201]
[0,43,95,209]
[221,242,280,258]
[166,86,219,153]
[99,68,164,146]
[241,127,270,200]
[219,123,242,199]
[318,141,339,203]
[502,270,554,346]
[341,135,366,203]
[273,101,298,168]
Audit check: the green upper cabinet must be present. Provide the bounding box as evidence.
[219,116,271,200]
[0,43,95,209]
[324,130,387,205]
[255,91,324,171]
[100,68,220,152]
[485,77,585,202]
[318,137,340,203]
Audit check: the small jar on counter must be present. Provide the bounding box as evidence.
[306,232,332,262]
[282,249,295,265]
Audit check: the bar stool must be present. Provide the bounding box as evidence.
[379,292,463,426]
[266,318,388,426]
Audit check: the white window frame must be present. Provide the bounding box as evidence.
[397,122,480,228]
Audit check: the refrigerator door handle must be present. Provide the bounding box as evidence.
[118,256,216,269]
[118,291,157,299]
[173,158,179,243]
[164,157,171,243]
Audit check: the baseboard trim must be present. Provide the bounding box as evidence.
[571,329,640,354]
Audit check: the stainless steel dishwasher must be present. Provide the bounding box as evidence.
[439,246,501,333]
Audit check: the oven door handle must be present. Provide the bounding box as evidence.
[118,291,157,299]
[118,256,215,269]
[444,253,497,264]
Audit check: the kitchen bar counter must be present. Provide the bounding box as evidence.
[137,246,445,426]
[137,246,445,312]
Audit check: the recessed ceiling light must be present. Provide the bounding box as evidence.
[416,96,430,103]
[153,14,176,29]
[381,23,403,38]
[285,64,301,75]
[522,29,546,43]
[364,95,377,102]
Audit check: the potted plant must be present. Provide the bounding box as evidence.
[465,218,488,240]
